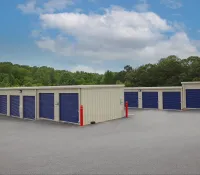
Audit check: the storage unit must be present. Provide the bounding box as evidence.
[23,96,35,120]
[0,85,125,125]
[182,82,200,109]
[125,86,182,110]
[0,95,7,115]
[59,93,79,123]
[186,89,200,108]
[10,95,20,117]
[124,92,138,108]
[163,92,181,110]
[39,93,54,120]
[77,85,124,125]
[142,92,158,109]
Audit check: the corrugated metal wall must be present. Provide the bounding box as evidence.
[81,87,124,125]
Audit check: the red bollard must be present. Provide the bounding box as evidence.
[80,105,84,126]
[125,101,128,118]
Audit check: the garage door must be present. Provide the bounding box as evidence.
[39,93,54,120]
[10,95,20,117]
[124,92,138,108]
[163,92,181,110]
[186,89,200,108]
[60,93,79,123]
[23,96,35,120]
[0,95,7,115]
[142,92,158,109]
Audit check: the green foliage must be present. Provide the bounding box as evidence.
[123,55,200,87]
[0,55,200,87]
[0,62,103,87]
[101,71,115,84]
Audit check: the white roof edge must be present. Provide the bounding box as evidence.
[181,81,200,85]
[124,86,182,90]
[0,84,125,90]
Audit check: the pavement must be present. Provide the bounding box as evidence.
[1,109,200,174]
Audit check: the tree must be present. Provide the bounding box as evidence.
[102,71,115,84]
[0,55,200,88]
[0,73,10,87]
[116,80,123,84]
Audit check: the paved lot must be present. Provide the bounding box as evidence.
[1,109,200,174]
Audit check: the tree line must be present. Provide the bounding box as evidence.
[0,55,199,87]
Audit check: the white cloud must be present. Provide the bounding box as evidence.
[36,37,57,52]
[35,6,200,64]
[17,0,39,14]
[17,0,73,14]
[43,0,73,13]
[160,0,182,9]
[70,65,105,74]
[171,21,186,31]
[135,0,150,12]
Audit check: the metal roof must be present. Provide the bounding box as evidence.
[0,84,125,90]
[181,81,200,85]
[124,86,182,90]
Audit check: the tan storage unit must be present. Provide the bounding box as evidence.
[125,87,182,110]
[0,85,125,125]
[80,86,124,125]
[0,88,36,118]
[182,81,200,109]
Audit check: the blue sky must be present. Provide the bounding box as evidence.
[1,0,200,73]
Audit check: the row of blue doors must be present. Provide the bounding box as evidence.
[0,93,79,123]
[39,93,79,123]
[124,92,181,110]
[9,95,35,119]
[125,89,200,109]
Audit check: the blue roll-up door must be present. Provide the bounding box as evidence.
[39,93,54,120]
[60,93,79,123]
[0,95,7,115]
[186,89,200,108]
[142,92,158,109]
[124,92,138,108]
[163,92,181,110]
[23,96,35,120]
[10,95,20,117]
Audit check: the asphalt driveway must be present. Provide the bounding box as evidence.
[1,109,200,174]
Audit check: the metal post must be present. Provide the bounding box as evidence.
[125,101,128,118]
[80,105,84,126]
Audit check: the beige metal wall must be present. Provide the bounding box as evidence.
[181,82,200,109]
[81,87,124,125]
[124,87,183,110]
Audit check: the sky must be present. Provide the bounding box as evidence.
[1,0,200,74]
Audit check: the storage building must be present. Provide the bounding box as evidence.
[0,85,125,125]
[124,86,182,110]
[182,81,200,109]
